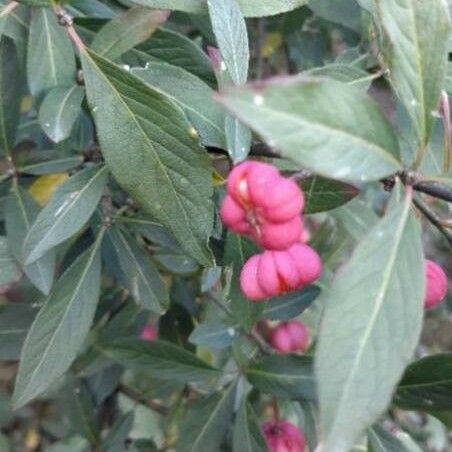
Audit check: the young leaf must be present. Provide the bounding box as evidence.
[218,78,401,182]
[316,186,424,452]
[207,0,249,85]
[6,184,55,295]
[224,233,264,331]
[38,85,85,143]
[225,115,252,164]
[99,338,220,383]
[102,226,169,314]
[232,399,267,452]
[394,353,452,411]
[132,63,226,148]
[13,235,103,408]
[0,236,20,286]
[374,0,450,148]
[300,176,359,214]
[27,7,76,95]
[81,49,214,266]
[129,0,308,17]
[0,36,21,156]
[263,286,320,321]
[23,165,108,264]
[368,425,422,452]
[91,7,169,61]
[178,382,237,452]
[246,355,315,400]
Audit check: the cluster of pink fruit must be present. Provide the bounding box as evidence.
[424,259,448,309]
[220,161,322,301]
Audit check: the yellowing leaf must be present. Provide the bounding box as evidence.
[28,173,69,206]
[262,32,282,57]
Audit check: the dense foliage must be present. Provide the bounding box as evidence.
[0,0,451,450]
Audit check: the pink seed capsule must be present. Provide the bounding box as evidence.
[288,243,322,285]
[270,321,310,354]
[258,216,304,250]
[220,195,250,234]
[262,421,306,452]
[424,260,448,309]
[140,324,158,341]
[240,254,267,301]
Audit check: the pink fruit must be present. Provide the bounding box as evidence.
[140,324,158,341]
[220,161,305,250]
[262,421,306,452]
[425,260,448,309]
[239,244,322,301]
[270,321,310,354]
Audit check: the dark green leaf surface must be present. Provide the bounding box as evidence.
[23,165,108,264]
[19,154,83,175]
[132,63,226,148]
[38,85,85,143]
[300,176,359,214]
[375,0,450,147]
[13,236,103,408]
[91,7,169,61]
[81,49,214,265]
[232,399,267,452]
[189,321,238,349]
[246,355,315,400]
[263,286,320,321]
[27,7,76,95]
[46,436,90,452]
[316,186,424,452]
[6,185,55,295]
[101,411,134,452]
[219,78,401,182]
[0,36,21,156]
[178,383,237,452]
[103,226,168,314]
[394,353,452,411]
[0,236,20,286]
[100,338,220,383]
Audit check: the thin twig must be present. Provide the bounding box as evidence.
[413,196,452,247]
[118,384,169,416]
[249,328,274,355]
[413,180,452,203]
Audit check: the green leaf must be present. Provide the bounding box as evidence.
[130,0,308,17]
[132,63,226,148]
[189,321,238,349]
[208,0,249,85]
[368,425,422,452]
[13,235,103,408]
[308,0,362,31]
[128,28,216,86]
[6,184,55,295]
[91,7,169,61]
[101,412,134,452]
[0,304,36,360]
[225,114,252,163]
[38,85,85,143]
[233,399,267,452]
[0,236,20,286]
[46,436,89,452]
[246,355,315,400]
[27,7,76,95]
[0,36,21,156]
[300,176,359,214]
[224,233,264,331]
[178,382,237,452]
[316,186,424,452]
[81,49,214,266]
[394,353,452,411]
[375,0,450,147]
[19,153,83,175]
[23,165,108,264]
[306,64,374,91]
[218,78,401,182]
[99,338,220,383]
[102,226,168,314]
[263,286,320,321]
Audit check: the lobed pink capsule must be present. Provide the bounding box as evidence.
[269,321,310,354]
[140,324,158,341]
[262,420,306,452]
[424,260,448,309]
[220,161,305,250]
[239,243,322,301]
